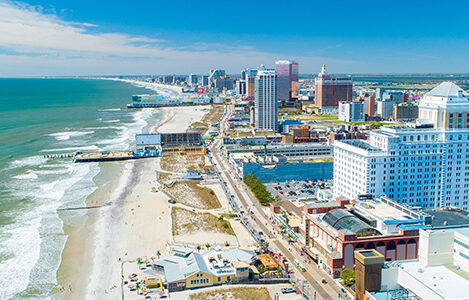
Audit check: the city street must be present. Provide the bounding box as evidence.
[208,105,347,300]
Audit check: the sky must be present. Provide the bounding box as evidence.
[1,0,469,76]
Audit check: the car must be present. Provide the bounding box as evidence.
[308,184,313,188]
[168,200,176,204]
[274,186,278,190]
[281,287,296,294]
[278,186,282,190]
[279,191,283,194]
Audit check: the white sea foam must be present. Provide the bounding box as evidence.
[41,145,100,152]
[0,218,42,299]
[11,156,48,168]
[49,130,94,141]
[103,119,120,123]
[98,108,121,112]
[13,170,38,180]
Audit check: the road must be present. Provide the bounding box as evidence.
[207,105,347,300]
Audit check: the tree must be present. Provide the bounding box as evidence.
[156,250,161,259]
[196,245,202,252]
[225,241,230,247]
[205,243,211,250]
[340,268,356,286]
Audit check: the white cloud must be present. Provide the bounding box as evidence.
[0,0,357,76]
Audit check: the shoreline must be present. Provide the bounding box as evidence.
[56,105,209,299]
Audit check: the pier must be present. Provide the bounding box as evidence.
[73,151,135,162]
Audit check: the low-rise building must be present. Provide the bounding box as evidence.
[297,196,430,278]
[153,246,258,292]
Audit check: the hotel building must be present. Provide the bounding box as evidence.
[333,82,469,210]
[314,64,353,110]
[254,70,278,131]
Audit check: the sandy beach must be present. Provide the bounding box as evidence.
[57,100,255,300]
[57,105,208,299]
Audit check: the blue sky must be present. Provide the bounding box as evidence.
[1,0,469,76]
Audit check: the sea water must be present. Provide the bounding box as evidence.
[0,78,170,298]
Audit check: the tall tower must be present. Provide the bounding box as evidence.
[314,64,353,109]
[255,70,278,131]
[275,60,299,102]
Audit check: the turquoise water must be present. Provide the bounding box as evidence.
[0,79,163,298]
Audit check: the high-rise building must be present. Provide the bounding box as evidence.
[243,68,258,100]
[376,99,394,120]
[214,77,234,92]
[365,95,376,117]
[338,101,365,122]
[314,64,352,109]
[201,75,209,86]
[237,80,246,95]
[333,82,469,210]
[254,70,278,131]
[393,103,418,120]
[189,74,198,86]
[208,69,225,84]
[275,60,299,102]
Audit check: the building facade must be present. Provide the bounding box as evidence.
[254,70,278,131]
[338,101,365,122]
[189,73,198,86]
[275,60,299,102]
[376,100,394,120]
[314,65,353,109]
[334,82,469,210]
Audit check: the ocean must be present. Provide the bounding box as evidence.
[0,78,173,299]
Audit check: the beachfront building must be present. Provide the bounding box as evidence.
[333,82,469,210]
[254,70,278,131]
[152,246,259,292]
[338,100,365,122]
[275,60,299,102]
[299,196,430,278]
[314,64,353,111]
[363,225,469,300]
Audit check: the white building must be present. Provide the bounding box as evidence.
[334,82,469,210]
[338,101,365,122]
[254,70,278,131]
[376,99,394,120]
[367,225,469,300]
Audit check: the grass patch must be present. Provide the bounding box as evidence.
[285,114,338,121]
[190,287,271,300]
[220,213,237,219]
[166,182,221,209]
[172,207,234,236]
[244,173,274,206]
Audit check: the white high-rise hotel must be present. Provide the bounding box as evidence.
[254,70,278,131]
[334,82,469,210]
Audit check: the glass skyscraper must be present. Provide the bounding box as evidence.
[275,60,299,102]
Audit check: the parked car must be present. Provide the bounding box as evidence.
[281,287,296,294]
[168,200,176,204]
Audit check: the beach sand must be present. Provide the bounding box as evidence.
[57,105,207,299]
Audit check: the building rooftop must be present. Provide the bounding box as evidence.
[425,81,469,98]
[322,209,381,236]
[398,260,469,299]
[354,197,428,224]
[424,210,469,226]
[136,133,162,146]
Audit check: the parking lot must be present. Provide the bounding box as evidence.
[266,179,332,201]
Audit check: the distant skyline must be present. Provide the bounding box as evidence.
[1,0,469,77]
